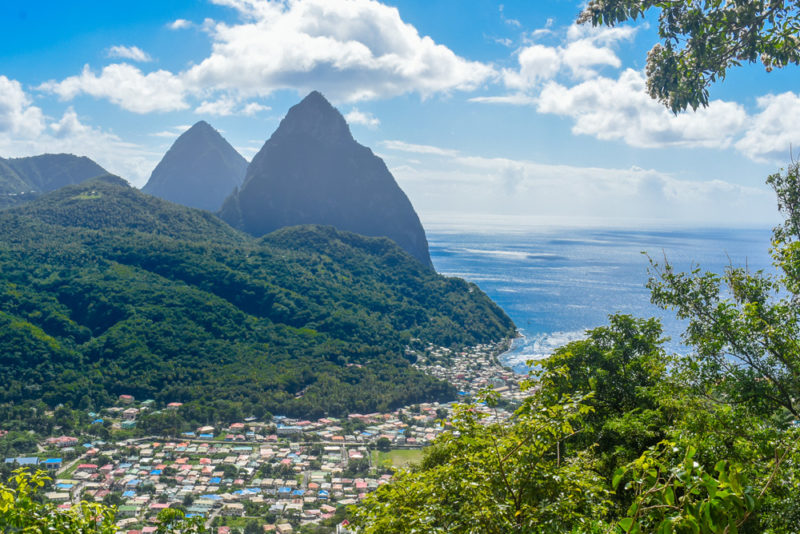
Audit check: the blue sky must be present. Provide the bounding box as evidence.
[1,0,798,229]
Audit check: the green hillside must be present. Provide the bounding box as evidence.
[0,177,515,422]
[0,154,108,209]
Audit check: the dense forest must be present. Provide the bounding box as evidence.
[0,176,515,425]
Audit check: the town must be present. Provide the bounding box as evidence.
[3,341,531,534]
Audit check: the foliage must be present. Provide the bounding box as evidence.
[0,178,514,423]
[351,389,610,533]
[579,0,800,112]
[0,469,207,533]
[648,162,800,419]
[0,468,116,533]
[537,315,670,474]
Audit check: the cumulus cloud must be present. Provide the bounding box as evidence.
[169,18,192,30]
[736,92,800,163]
[195,95,270,116]
[344,108,380,128]
[42,0,495,116]
[0,77,158,184]
[502,24,636,89]
[536,70,747,149]
[474,21,798,160]
[0,76,46,138]
[39,64,188,114]
[106,45,153,63]
[184,0,496,102]
[379,139,777,226]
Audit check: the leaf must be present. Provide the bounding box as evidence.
[664,486,675,506]
[619,517,635,533]
[612,468,626,490]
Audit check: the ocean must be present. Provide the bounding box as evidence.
[428,227,776,373]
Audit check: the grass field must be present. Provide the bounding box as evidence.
[371,448,425,469]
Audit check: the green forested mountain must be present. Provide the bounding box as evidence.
[0,176,514,422]
[0,153,108,209]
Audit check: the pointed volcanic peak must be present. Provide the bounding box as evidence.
[143,121,248,212]
[220,91,433,269]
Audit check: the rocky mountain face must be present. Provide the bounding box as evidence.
[0,153,108,208]
[142,121,248,212]
[219,91,433,268]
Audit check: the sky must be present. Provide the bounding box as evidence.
[1,0,798,230]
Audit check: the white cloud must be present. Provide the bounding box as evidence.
[380,140,777,226]
[106,45,153,63]
[475,22,759,155]
[43,0,496,114]
[241,101,270,115]
[345,108,380,127]
[169,19,192,30]
[381,140,460,157]
[0,76,46,138]
[503,23,637,90]
[39,64,188,114]
[536,70,747,149]
[184,0,496,102]
[469,94,537,105]
[736,92,800,163]
[195,96,270,116]
[0,77,158,184]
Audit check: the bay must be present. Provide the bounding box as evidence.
[428,227,775,373]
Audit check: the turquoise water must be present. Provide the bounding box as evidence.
[428,227,775,373]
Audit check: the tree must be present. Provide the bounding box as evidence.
[579,0,800,112]
[352,390,610,533]
[375,437,391,452]
[648,162,800,419]
[1,469,117,533]
[0,469,206,533]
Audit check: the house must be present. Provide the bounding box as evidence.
[42,458,62,471]
[119,394,135,404]
[222,502,244,516]
[45,436,79,448]
[4,457,39,467]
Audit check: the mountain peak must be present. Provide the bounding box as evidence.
[219,92,434,269]
[142,121,247,212]
[272,91,352,143]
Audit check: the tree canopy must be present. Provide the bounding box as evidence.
[579,0,800,112]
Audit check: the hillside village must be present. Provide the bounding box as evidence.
[4,342,530,533]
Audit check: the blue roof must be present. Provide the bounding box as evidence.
[56,483,73,489]
[201,494,222,500]
[43,458,62,464]
[150,469,162,475]
[278,487,291,493]
[182,432,196,437]
[199,433,213,438]
[14,457,39,465]
[186,513,204,518]
[318,490,329,497]
[291,489,305,496]
[209,477,221,484]
[92,419,103,424]
[122,490,135,497]
[126,479,140,486]
[82,443,93,448]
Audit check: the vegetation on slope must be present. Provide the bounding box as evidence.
[0,177,515,426]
